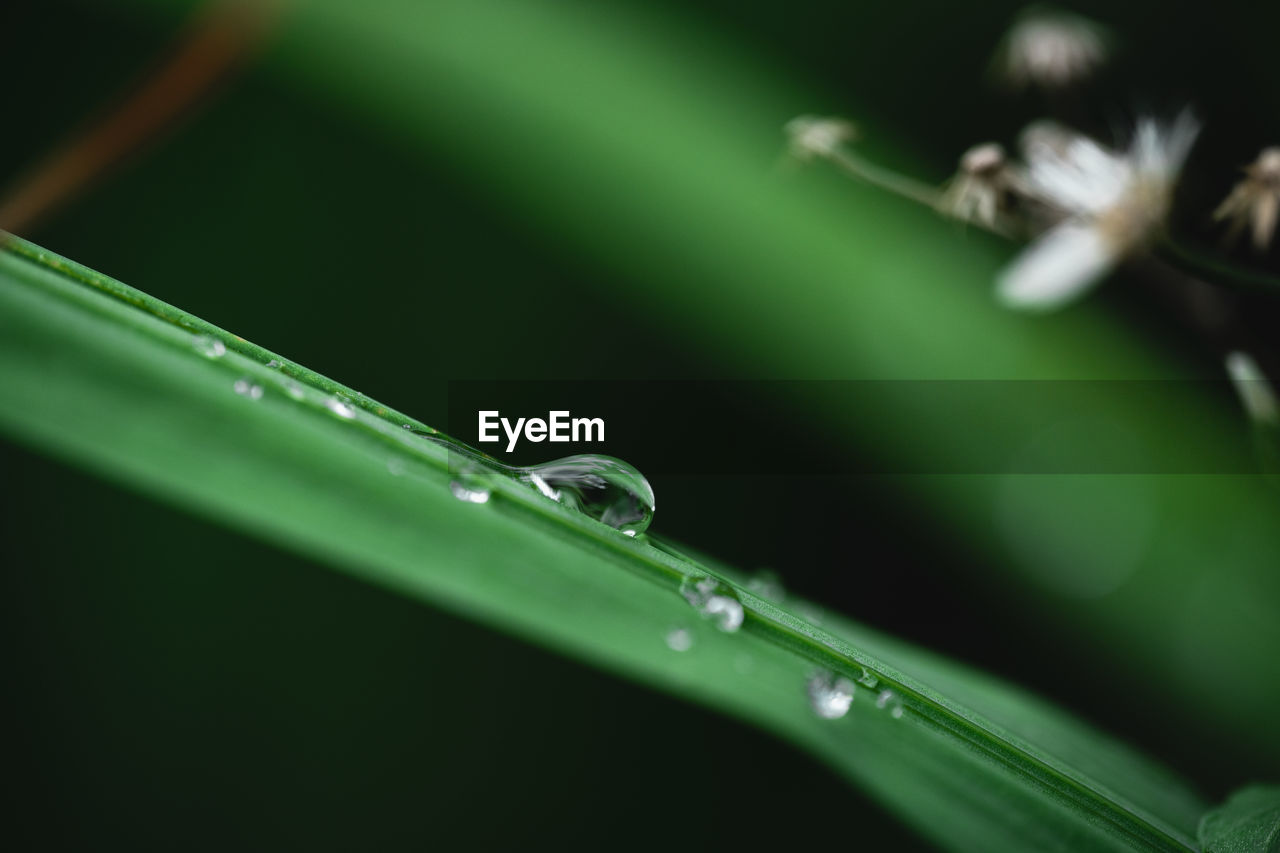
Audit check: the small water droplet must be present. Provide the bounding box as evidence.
[324,395,356,420]
[193,334,225,358]
[449,465,491,504]
[665,627,693,652]
[746,569,785,602]
[516,455,655,536]
[266,359,281,369]
[233,378,263,400]
[284,380,305,400]
[857,667,878,688]
[679,574,743,632]
[807,670,855,720]
[876,689,904,719]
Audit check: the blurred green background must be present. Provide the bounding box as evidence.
[3,0,1278,848]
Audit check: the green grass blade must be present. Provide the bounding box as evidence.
[1199,786,1280,852]
[131,0,1274,757]
[0,238,1209,851]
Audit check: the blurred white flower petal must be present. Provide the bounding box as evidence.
[1225,352,1279,426]
[784,115,857,161]
[1214,147,1280,252]
[998,112,1199,311]
[998,8,1109,90]
[997,222,1115,310]
[938,142,1022,230]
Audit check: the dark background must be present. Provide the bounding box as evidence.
[2,0,1278,849]
[446,379,1262,473]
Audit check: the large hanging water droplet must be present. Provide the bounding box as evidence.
[193,334,225,359]
[876,689,904,719]
[679,574,743,632]
[516,454,655,537]
[807,670,855,720]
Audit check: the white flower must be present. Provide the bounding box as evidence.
[937,142,1022,230]
[1214,147,1280,252]
[784,115,857,161]
[997,112,1200,311]
[997,8,1109,90]
[1225,352,1279,426]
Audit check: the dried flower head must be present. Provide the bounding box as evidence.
[784,115,857,161]
[997,7,1109,90]
[997,112,1200,311]
[937,142,1024,230]
[1214,146,1280,252]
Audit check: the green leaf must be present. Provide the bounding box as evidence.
[1200,786,1280,853]
[117,0,1280,757]
[0,237,1211,850]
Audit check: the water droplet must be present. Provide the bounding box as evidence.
[665,627,693,652]
[516,455,655,536]
[678,574,743,632]
[746,569,785,602]
[449,465,491,504]
[193,334,225,358]
[324,395,356,420]
[807,670,855,720]
[266,359,281,369]
[284,380,305,400]
[876,689,904,718]
[857,667,878,688]
[233,378,263,400]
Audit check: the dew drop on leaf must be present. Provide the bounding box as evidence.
[876,689,904,718]
[324,395,356,420]
[193,334,225,359]
[233,378,263,400]
[807,670,855,720]
[449,465,492,504]
[857,667,879,689]
[516,454,655,536]
[678,574,743,632]
[665,626,693,652]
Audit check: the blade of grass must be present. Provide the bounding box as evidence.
[106,0,1278,758]
[1198,786,1280,852]
[0,237,1210,851]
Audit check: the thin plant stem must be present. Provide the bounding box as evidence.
[824,148,944,209]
